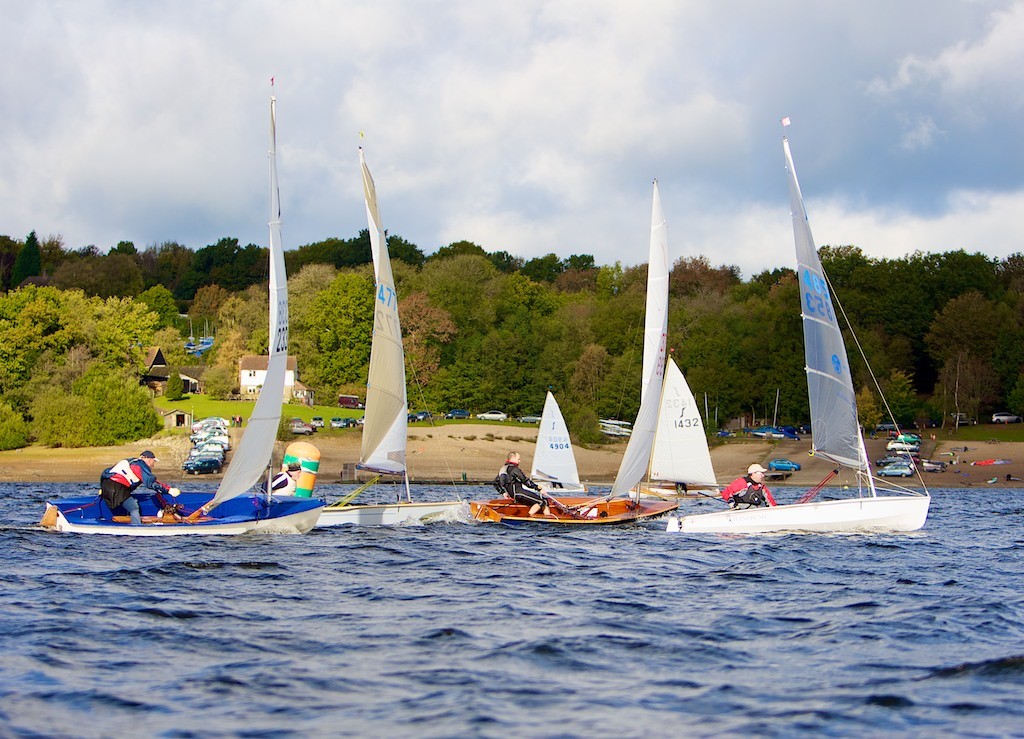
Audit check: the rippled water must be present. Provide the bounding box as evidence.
[2,482,1022,737]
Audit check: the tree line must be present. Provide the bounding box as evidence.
[1,226,1023,449]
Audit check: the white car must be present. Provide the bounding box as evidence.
[476,410,508,422]
[887,440,920,452]
[992,412,1022,424]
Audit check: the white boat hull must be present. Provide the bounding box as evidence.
[666,494,930,534]
[316,500,466,527]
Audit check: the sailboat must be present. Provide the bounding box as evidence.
[315,148,463,526]
[469,182,678,525]
[40,96,325,536]
[667,126,930,534]
[640,357,719,498]
[529,391,586,494]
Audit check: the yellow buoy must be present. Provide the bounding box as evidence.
[283,441,321,498]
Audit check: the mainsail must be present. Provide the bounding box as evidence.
[530,391,582,487]
[649,358,718,488]
[784,136,868,473]
[207,96,290,511]
[641,180,669,403]
[358,148,408,476]
[612,181,670,496]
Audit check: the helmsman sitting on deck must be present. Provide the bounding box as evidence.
[496,452,550,516]
[721,463,778,509]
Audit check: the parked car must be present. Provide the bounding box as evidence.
[476,410,508,422]
[768,458,801,472]
[191,416,231,433]
[920,459,947,473]
[183,457,222,475]
[414,411,433,422]
[875,453,917,469]
[887,440,920,452]
[444,409,471,420]
[288,418,314,435]
[330,417,355,429]
[311,416,325,429]
[518,415,542,424]
[877,461,914,477]
[992,412,1022,424]
[895,433,921,444]
[874,422,898,433]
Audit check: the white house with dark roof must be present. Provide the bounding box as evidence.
[238,355,300,402]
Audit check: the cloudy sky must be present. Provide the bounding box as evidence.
[3,1,1023,278]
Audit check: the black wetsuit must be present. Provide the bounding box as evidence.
[498,462,546,508]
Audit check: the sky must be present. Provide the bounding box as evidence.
[3,1,1024,279]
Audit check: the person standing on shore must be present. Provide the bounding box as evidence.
[99,451,179,525]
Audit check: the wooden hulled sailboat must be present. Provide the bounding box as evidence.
[469,182,678,525]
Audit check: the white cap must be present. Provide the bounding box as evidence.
[747,463,768,475]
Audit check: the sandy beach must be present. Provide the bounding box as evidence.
[1,423,1021,489]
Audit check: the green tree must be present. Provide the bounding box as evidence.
[0,401,29,449]
[165,367,185,401]
[136,285,180,327]
[202,365,236,399]
[11,230,41,287]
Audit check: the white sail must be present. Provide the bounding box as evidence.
[358,148,407,476]
[612,182,671,496]
[530,391,581,488]
[207,96,289,511]
[783,137,867,473]
[649,358,718,489]
[641,180,670,403]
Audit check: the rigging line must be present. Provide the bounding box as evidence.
[819,266,898,428]
[405,357,460,489]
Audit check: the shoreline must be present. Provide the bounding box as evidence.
[0,424,1021,488]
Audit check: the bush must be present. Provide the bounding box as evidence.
[0,401,29,450]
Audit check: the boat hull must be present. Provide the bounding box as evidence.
[315,500,466,526]
[470,496,677,525]
[667,494,930,534]
[41,492,324,536]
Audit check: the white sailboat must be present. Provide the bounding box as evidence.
[530,391,586,494]
[41,96,324,535]
[667,126,930,534]
[316,148,463,526]
[642,357,719,497]
[470,181,677,524]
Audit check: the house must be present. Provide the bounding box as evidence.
[141,346,170,393]
[238,355,301,403]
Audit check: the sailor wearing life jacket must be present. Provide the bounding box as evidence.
[721,463,778,508]
[99,450,179,524]
[496,451,550,516]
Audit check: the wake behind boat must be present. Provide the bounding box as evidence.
[40,95,324,536]
[667,124,929,535]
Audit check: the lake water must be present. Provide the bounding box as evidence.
[2,482,1022,737]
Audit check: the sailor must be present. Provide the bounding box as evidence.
[496,451,550,516]
[269,462,302,495]
[99,450,180,524]
[721,463,778,508]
